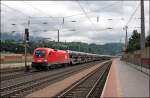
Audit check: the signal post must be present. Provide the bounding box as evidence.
[24,28,30,71]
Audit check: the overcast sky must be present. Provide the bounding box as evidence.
[1,1,149,44]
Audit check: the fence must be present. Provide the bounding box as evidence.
[121,47,150,75]
[0,54,32,64]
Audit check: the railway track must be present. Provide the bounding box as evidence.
[1,65,70,81]
[56,61,111,98]
[1,70,36,81]
[0,67,25,74]
[0,60,104,98]
[0,61,99,81]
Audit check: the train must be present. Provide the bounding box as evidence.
[31,47,111,70]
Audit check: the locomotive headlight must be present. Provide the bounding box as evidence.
[44,59,47,62]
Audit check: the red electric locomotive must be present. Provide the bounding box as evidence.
[31,48,71,69]
[31,47,111,70]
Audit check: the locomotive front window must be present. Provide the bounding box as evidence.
[35,50,46,58]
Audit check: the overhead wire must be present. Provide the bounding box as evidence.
[76,1,98,33]
[21,1,85,37]
[125,2,140,26]
[1,3,30,36]
[22,1,56,28]
[1,1,61,35]
[1,3,28,25]
[2,1,139,35]
[76,1,120,33]
[22,1,65,34]
[22,1,55,19]
[61,1,123,35]
[65,1,120,18]
[123,2,141,43]
[2,1,122,24]
[22,1,79,36]
[1,2,30,17]
[126,2,141,35]
[1,3,32,27]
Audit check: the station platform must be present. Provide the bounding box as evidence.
[101,58,149,97]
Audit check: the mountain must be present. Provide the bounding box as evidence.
[1,32,23,41]
[88,43,123,55]
[99,43,123,55]
[1,32,44,42]
[1,32,124,55]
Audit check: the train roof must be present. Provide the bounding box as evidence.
[67,50,113,58]
[35,48,53,51]
[34,48,111,58]
[67,50,101,57]
[35,48,68,53]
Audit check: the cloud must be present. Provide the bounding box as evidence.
[1,1,149,44]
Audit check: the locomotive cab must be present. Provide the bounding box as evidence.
[31,48,71,70]
[31,48,49,69]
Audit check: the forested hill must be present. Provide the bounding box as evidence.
[1,32,124,55]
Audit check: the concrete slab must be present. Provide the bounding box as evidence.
[101,59,123,97]
[102,58,149,97]
[125,61,150,75]
[118,59,149,97]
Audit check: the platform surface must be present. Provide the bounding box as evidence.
[102,58,149,97]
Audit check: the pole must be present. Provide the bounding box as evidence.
[24,17,30,72]
[57,29,59,49]
[78,44,80,52]
[125,25,128,50]
[24,34,28,71]
[140,0,145,52]
[58,29,59,42]
[140,0,145,71]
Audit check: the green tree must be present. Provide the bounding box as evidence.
[145,35,150,47]
[126,30,140,52]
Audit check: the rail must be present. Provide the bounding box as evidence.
[56,61,111,98]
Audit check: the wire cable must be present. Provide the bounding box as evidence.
[22,1,64,33]
[125,3,140,26]
[22,1,55,19]
[1,2,30,17]
[64,1,120,18]
[76,1,98,33]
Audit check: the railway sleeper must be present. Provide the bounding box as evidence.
[56,61,111,98]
